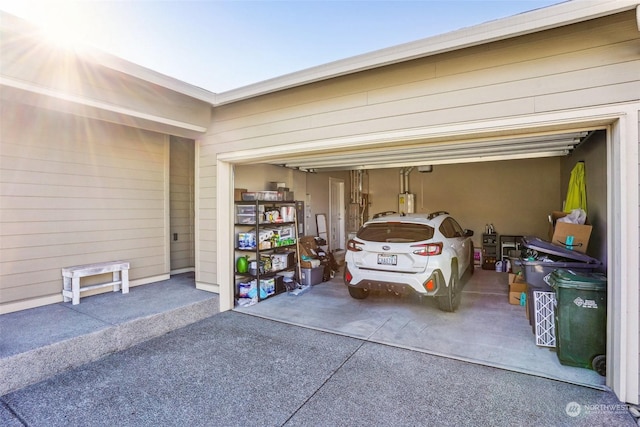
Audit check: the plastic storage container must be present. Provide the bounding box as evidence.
[550,269,607,375]
[298,266,324,286]
[520,236,601,332]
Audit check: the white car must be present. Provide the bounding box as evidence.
[344,211,474,312]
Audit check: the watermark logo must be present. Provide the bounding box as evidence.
[565,401,630,418]
[565,401,582,417]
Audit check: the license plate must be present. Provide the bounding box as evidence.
[377,254,397,265]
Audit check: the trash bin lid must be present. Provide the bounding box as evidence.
[550,269,607,291]
[521,236,601,264]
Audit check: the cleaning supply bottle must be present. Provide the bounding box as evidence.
[236,255,249,273]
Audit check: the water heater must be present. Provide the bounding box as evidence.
[398,193,415,214]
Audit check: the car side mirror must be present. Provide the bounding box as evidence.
[464,229,474,237]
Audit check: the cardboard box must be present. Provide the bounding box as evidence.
[509,282,528,306]
[234,188,248,202]
[298,236,319,255]
[270,251,295,271]
[548,211,592,253]
[508,272,525,285]
[300,259,321,269]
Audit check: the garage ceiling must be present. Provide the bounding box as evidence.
[268,131,591,172]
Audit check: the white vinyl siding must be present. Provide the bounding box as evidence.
[0,104,168,308]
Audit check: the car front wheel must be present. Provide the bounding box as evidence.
[437,265,461,312]
[348,286,369,299]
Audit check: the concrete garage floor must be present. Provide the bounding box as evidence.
[236,268,605,389]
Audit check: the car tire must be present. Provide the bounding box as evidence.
[348,286,369,299]
[469,244,475,275]
[592,354,606,376]
[437,263,461,312]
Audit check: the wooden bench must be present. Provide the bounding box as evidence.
[62,261,130,305]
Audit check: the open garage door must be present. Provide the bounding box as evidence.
[259,131,591,171]
[221,128,595,173]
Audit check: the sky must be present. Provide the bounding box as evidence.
[0,0,565,93]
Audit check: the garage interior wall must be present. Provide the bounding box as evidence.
[366,157,561,245]
[560,130,607,270]
[0,103,170,313]
[170,136,195,272]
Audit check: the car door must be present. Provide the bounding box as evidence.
[449,218,470,275]
[440,217,469,277]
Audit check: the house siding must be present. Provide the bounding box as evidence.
[195,142,218,285]
[170,137,195,271]
[0,39,210,135]
[198,10,640,289]
[0,103,168,311]
[207,12,638,149]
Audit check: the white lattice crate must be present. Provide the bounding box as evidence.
[533,291,556,347]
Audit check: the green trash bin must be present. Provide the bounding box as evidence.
[550,269,607,376]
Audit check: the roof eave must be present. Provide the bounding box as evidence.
[0,11,217,105]
[214,0,640,106]
[83,48,217,105]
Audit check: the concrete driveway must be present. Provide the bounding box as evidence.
[1,311,634,426]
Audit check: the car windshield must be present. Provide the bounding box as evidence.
[357,222,435,243]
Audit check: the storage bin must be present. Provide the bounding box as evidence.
[236,204,265,215]
[520,236,601,331]
[260,191,281,201]
[298,266,324,286]
[235,204,265,224]
[235,214,258,225]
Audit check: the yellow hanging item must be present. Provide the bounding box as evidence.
[564,161,587,214]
